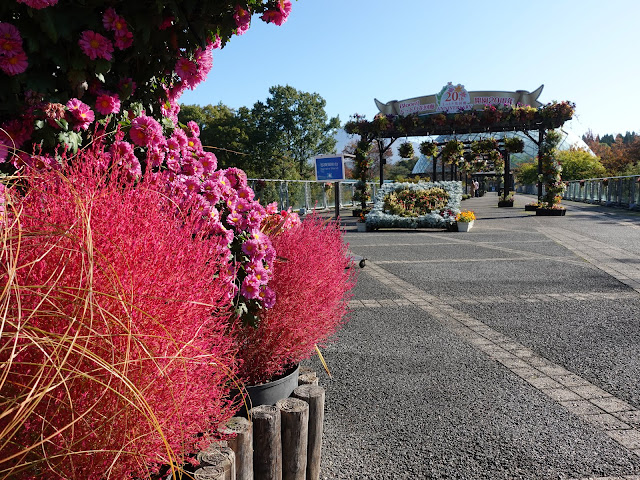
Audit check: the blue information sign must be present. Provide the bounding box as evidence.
[314,155,345,182]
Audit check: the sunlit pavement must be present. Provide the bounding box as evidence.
[305,193,640,479]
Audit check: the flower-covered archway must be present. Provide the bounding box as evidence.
[344,100,575,208]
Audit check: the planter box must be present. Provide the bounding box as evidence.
[457,220,474,232]
[535,208,566,216]
[497,201,514,208]
[356,222,367,232]
[524,204,539,211]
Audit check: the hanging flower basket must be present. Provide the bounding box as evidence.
[398,141,414,159]
[419,141,437,157]
[504,137,524,153]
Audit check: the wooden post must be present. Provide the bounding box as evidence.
[277,398,309,480]
[197,443,235,480]
[194,466,227,480]
[292,385,325,480]
[249,405,282,480]
[219,417,253,480]
[298,371,318,386]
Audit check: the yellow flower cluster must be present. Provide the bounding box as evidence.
[456,210,476,223]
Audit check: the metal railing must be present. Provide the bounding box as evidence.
[516,175,640,209]
[248,179,378,212]
[564,175,640,209]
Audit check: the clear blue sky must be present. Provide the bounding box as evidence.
[180,0,640,139]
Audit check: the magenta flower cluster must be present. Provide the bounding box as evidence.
[0,22,27,76]
[15,0,58,7]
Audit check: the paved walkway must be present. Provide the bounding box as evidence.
[305,193,640,479]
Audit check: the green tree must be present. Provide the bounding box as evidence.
[516,162,538,185]
[249,85,340,178]
[179,103,251,171]
[386,157,418,181]
[556,150,606,180]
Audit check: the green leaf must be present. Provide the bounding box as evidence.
[94,59,112,75]
[38,10,58,43]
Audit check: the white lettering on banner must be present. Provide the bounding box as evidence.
[398,102,436,115]
[473,97,514,105]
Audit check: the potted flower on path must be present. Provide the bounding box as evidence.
[456,210,476,232]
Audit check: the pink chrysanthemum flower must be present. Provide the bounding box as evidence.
[16,0,58,8]
[176,57,197,86]
[261,0,292,26]
[0,24,22,57]
[201,179,221,204]
[146,145,166,168]
[258,285,276,309]
[129,115,163,147]
[65,98,94,131]
[266,202,278,214]
[95,93,121,115]
[102,8,118,29]
[226,211,244,229]
[240,275,261,299]
[0,50,28,75]
[0,23,21,44]
[234,5,251,35]
[112,15,129,37]
[115,30,133,50]
[246,209,263,230]
[182,176,201,195]
[210,35,221,50]
[191,46,213,88]
[237,186,255,201]
[186,121,200,138]
[241,238,262,259]
[78,30,113,60]
[223,167,248,189]
[200,152,218,176]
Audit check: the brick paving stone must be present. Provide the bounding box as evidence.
[582,413,632,430]
[513,348,537,359]
[591,397,636,414]
[510,366,543,379]
[555,374,592,387]
[527,376,564,390]
[606,430,640,449]
[570,385,614,399]
[559,400,606,416]
[537,365,572,377]
[498,357,536,369]
[542,388,584,402]
[495,341,522,351]
[615,411,640,427]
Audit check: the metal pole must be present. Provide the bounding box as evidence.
[334,181,340,219]
[378,139,385,187]
[538,129,544,200]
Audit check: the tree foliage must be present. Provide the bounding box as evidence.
[178,85,340,179]
[516,162,538,185]
[582,129,640,175]
[556,149,606,180]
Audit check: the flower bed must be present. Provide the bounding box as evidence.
[365,181,461,229]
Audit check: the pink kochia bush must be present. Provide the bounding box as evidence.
[233,214,356,384]
[0,150,240,479]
